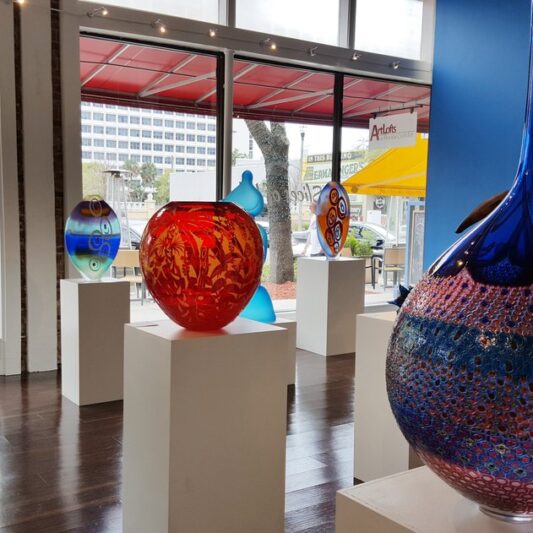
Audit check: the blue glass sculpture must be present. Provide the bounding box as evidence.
[223,170,275,323]
[65,196,121,280]
[257,223,268,264]
[386,7,533,521]
[240,285,276,323]
[224,170,264,217]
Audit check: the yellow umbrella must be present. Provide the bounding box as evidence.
[343,134,428,197]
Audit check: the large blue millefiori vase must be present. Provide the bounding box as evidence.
[386,8,533,523]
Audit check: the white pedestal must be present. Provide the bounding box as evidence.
[123,318,288,533]
[354,312,422,481]
[60,278,130,406]
[275,317,297,385]
[296,257,365,356]
[336,467,523,533]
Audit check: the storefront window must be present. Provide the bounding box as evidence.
[80,37,219,252]
[231,59,335,312]
[341,74,430,305]
[236,0,340,46]
[355,0,424,59]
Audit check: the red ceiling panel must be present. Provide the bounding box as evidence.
[80,36,430,130]
[158,80,216,101]
[233,84,279,106]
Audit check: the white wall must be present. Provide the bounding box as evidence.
[61,8,84,279]
[0,1,22,375]
[21,0,58,371]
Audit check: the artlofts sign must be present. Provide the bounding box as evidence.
[368,112,417,150]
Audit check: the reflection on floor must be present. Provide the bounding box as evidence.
[0,350,356,532]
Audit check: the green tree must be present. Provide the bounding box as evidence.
[128,183,146,202]
[82,161,106,198]
[122,159,140,177]
[155,169,171,205]
[140,162,158,187]
[245,120,294,284]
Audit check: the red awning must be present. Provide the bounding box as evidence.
[80,36,430,131]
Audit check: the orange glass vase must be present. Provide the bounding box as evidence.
[140,202,263,330]
[316,181,350,257]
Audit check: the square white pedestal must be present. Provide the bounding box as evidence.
[275,317,297,385]
[60,278,130,406]
[296,257,365,356]
[123,317,288,533]
[336,467,523,533]
[354,312,422,481]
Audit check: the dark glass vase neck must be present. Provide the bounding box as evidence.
[429,22,533,286]
[517,22,533,191]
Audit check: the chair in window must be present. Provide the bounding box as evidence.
[112,249,146,304]
[375,246,406,289]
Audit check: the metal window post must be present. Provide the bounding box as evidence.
[215,51,226,199]
[220,49,234,198]
[219,0,236,27]
[338,0,356,49]
[332,72,344,183]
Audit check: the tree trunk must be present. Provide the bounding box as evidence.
[245,120,294,283]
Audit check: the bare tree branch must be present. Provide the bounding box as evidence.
[244,120,294,283]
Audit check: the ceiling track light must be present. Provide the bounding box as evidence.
[152,19,167,34]
[87,6,108,17]
[391,60,401,70]
[261,38,277,51]
[208,28,217,38]
[308,46,318,57]
[351,51,362,61]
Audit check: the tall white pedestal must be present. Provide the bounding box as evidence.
[60,278,130,406]
[354,312,422,481]
[275,317,297,385]
[296,257,365,356]
[336,467,523,533]
[123,318,288,533]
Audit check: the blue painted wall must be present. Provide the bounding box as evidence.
[424,0,530,268]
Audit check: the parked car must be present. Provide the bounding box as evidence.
[292,222,398,251]
[349,222,398,249]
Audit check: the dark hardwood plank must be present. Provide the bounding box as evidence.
[0,349,356,532]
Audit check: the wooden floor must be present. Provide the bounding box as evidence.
[0,350,356,532]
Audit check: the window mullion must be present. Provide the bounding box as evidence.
[219,0,236,27]
[338,0,356,49]
[332,72,344,183]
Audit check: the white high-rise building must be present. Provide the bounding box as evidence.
[80,102,218,174]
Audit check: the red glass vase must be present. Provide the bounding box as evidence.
[140,202,263,330]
